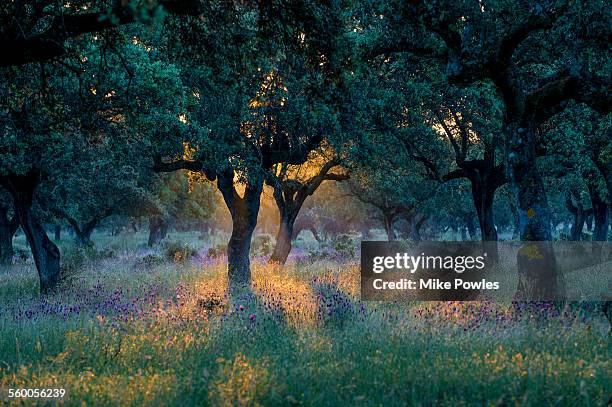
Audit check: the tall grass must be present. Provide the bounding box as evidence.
[0,232,609,406]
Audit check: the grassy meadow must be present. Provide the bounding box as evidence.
[0,232,610,406]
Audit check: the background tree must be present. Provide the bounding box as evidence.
[43,141,158,247]
[266,146,349,265]
[147,171,216,246]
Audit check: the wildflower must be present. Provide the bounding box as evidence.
[249,313,256,321]
[239,305,245,311]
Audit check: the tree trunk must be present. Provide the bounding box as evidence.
[587,184,609,260]
[565,194,587,241]
[75,229,93,246]
[471,175,499,261]
[292,215,321,243]
[269,211,295,265]
[147,216,168,246]
[268,182,300,265]
[382,211,396,241]
[408,213,426,241]
[570,208,586,241]
[54,224,61,241]
[0,207,15,265]
[508,193,521,240]
[465,215,476,239]
[310,227,321,243]
[508,125,562,299]
[585,213,594,232]
[218,171,263,291]
[588,185,609,242]
[0,173,61,293]
[69,217,99,247]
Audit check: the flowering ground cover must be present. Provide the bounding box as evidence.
[0,233,609,406]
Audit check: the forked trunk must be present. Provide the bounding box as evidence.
[75,230,93,247]
[569,209,587,241]
[407,213,426,242]
[69,217,100,247]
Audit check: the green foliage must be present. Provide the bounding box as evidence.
[63,246,117,272]
[250,234,275,257]
[163,241,197,263]
[332,234,356,258]
[153,171,216,228]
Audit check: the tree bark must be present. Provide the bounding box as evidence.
[508,125,562,299]
[267,160,347,265]
[218,170,263,291]
[268,178,300,265]
[382,210,396,241]
[75,228,93,247]
[587,183,609,260]
[565,193,589,241]
[292,214,321,242]
[468,172,500,261]
[0,173,60,293]
[508,192,521,240]
[588,185,609,242]
[74,220,98,247]
[407,213,427,241]
[269,211,296,265]
[67,216,101,247]
[147,216,168,246]
[0,206,18,265]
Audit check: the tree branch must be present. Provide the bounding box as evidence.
[434,111,463,163]
[495,2,569,73]
[525,72,611,124]
[442,168,469,182]
[153,155,218,181]
[0,0,202,66]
